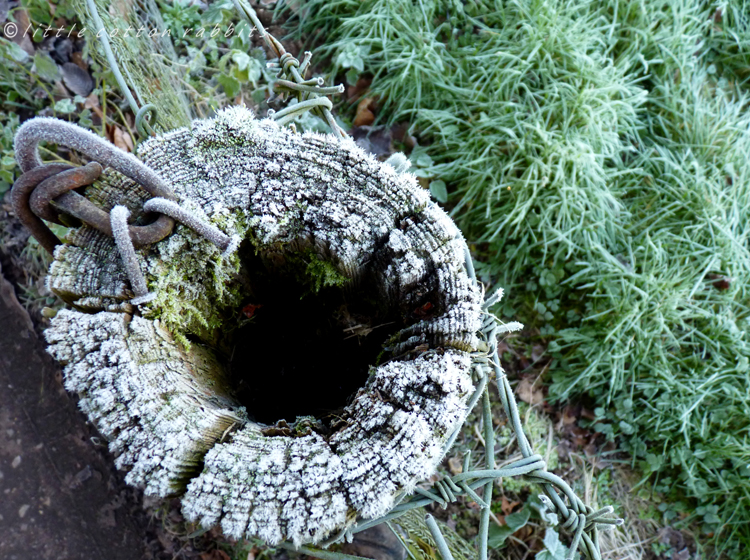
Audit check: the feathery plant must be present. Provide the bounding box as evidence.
[285,0,750,555]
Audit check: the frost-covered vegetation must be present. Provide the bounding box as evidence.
[2,0,750,557]
[284,0,750,555]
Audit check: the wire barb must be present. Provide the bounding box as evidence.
[231,0,347,139]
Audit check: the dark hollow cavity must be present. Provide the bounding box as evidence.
[225,245,404,428]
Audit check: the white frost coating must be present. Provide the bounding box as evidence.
[182,431,349,545]
[43,107,484,545]
[110,205,150,299]
[142,197,235,252]
[45,310,247,497]
[181,350,472,545]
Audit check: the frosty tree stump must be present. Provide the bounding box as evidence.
[24,107,484,546]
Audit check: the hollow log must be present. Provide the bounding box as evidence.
[42,107,482,545]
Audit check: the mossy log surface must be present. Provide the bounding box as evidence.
[44,107,482,545]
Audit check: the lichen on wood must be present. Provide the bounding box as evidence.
[42,106,483,545]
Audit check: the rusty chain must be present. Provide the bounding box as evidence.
[11,161,176,255]
[11,118,178,256]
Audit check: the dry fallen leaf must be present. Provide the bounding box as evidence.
[347,76,372,101]
[11,8,35,56]
[112,125,134,153]
[61,62,94,96]
[354,96,377,127]
[84,92,99,109]
[200,550,230,560]
[71,51,88,70]
[448,455,463,475]
[560,405,577,426]
[516,377,544,406]
[500,495,520,515]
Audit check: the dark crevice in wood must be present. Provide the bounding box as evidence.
[225,246,404,428]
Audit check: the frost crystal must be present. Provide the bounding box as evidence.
[42,107,483,545]
[45,310,247,496]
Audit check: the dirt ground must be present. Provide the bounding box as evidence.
[0,262,163,559]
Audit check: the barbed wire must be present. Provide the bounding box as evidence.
[231,0,347,138]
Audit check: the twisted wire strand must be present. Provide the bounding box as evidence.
[232,0,347,139]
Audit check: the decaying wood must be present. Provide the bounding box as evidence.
[42,107,483,545]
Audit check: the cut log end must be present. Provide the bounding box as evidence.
[42,107,483,545]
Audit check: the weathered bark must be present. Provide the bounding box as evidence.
[43,107,483,545]
[72,0,193,131]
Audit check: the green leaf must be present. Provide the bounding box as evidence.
[409,146,434,169]
[619,420,635,434]
[536,528,570,560]
[232,22,253,49]
[336,50,355,69]
[645,453,664,472]
[217,73,241,99]
[34,52,60,82]
[3,40,29,63]
[245,58,262,84]
[345,68,359,86]
[336,44,369,71]
[232,58,262,85]
[488,508,531,548]
[203,0,233,24]
[488,525,513,549]
[232,51,252,71]
[187,47,207,74]
[205,39,220,62]
[78,109,93,129]
[430,179,448,203]
[54,98,76,114]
